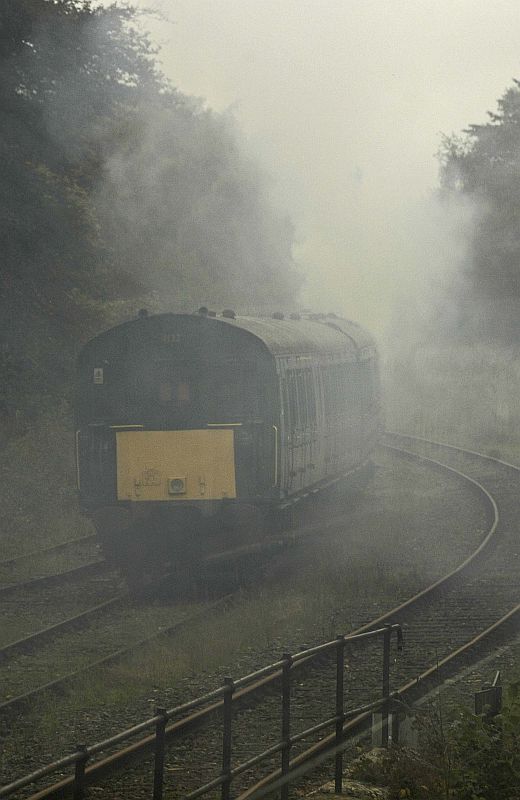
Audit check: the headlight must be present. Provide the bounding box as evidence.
[168,477,186,495]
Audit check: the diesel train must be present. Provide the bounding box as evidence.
[75,309,382,580]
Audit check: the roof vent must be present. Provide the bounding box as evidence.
[272,312,284,320]
[289,313,301,320]
[222,309,236,319]
[197,306,209,316]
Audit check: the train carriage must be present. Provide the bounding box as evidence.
[75,310,381,576]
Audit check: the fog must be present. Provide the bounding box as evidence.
[127,0,520,342]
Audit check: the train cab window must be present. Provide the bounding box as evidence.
[158,380,191,405]
[158,382,172,402]
[177,381,190,404]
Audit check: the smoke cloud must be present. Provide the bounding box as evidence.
[128,0,520,348]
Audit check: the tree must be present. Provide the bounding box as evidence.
[439,80,520,340]
[0,0,301,436]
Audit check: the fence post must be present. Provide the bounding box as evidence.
[281,653,293,800]
[222,677,234,800]
[152,706,168,800]
[72,744,89,800]
[381,625,392,747]
[335,635,345,793]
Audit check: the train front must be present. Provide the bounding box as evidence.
[74,312,278,581]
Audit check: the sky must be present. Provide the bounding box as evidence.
[129,0,520,336]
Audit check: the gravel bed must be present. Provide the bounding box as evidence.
[0,449,489,796]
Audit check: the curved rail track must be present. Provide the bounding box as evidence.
[239,432,520,800]
[3,433,517,800]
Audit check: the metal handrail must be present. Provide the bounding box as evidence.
[0,624,402,799]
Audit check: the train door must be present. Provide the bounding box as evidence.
[280,363,303,495]
[298,367,317,487]
[321,364,334,476]
[294,370,306,491]
[279,362,292,496]
[286,369,301,492]
[311,363,327,483]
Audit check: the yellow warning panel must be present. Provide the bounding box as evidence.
[116,429,236,501]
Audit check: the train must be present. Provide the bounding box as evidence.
[75,308,382,582]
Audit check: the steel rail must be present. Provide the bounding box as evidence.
[9,442,501,800]
[0,523,334,714]
[238,599,520,800]
[384,430,520,470]
[0,593,126,664]
[0,535,97,570]
[237,436,518,800]
[0,594,233,717]
[0,560,108,598]
[2,627,400,799]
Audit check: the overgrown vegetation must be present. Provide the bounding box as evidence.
[0,0,300,438]
[351,684,520,799]
[439,79,520,342]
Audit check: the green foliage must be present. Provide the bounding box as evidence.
[439,80,520,340]
[447,683,520,799]
[350,747,440,799]
[0,0,300,441]
[356,687,520,799]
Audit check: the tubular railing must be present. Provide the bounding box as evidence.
[0,624,403,800]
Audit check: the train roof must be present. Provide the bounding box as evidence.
[81,312,377,361]
[217,314,376,359]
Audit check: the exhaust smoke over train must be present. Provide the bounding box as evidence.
[122,0,520,450]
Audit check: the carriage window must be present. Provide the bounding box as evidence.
[158,379,191,404]
[177,381,190,404]
[283,368,317,430]
[158,382,172,402]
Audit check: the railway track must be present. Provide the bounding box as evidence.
[0,535,97,571]
[0,594,233,719]
[239,433,520,800]
[0,514,349,719]
[0,526,301,719]
[2,435,513,799]
[0,560,108,598]
[0,534,101,599]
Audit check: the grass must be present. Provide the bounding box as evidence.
[0,409,93,561]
